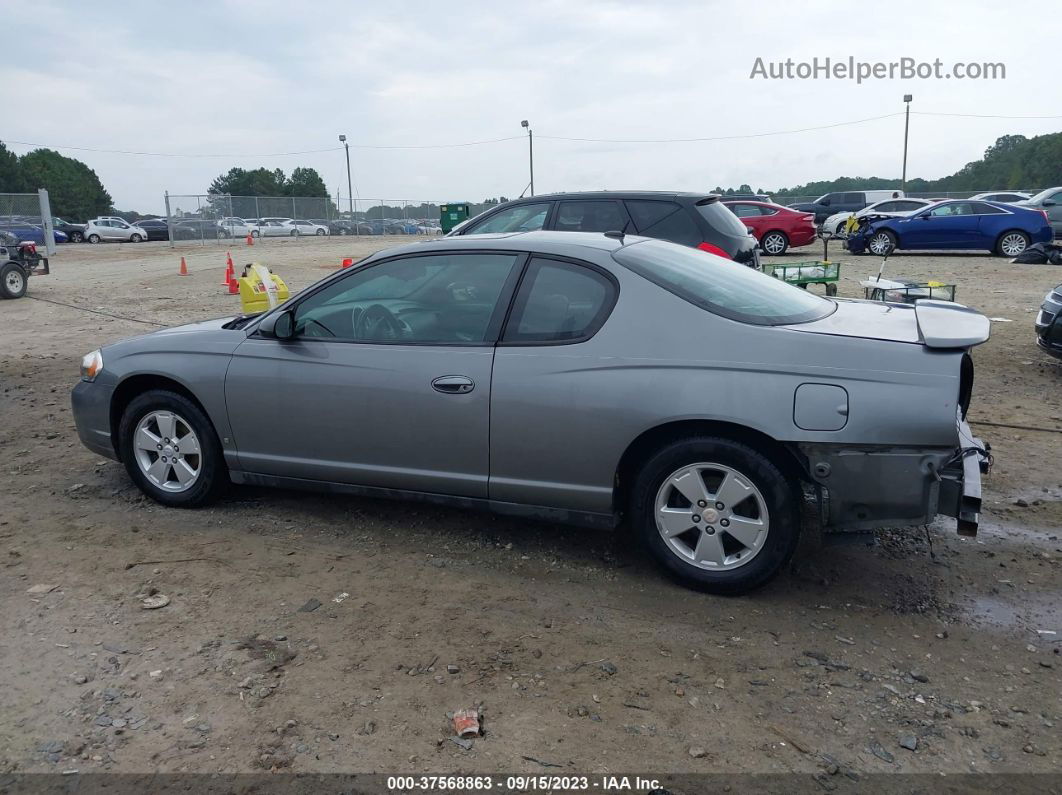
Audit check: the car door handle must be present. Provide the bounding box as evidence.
[431,375,475,394]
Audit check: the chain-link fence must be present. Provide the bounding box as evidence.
[773,189,1045,207]
[164,193,501,246]
[0,190,56,255]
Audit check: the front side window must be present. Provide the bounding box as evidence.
[928,202,973,217]
[503,258,615,343]
[555,200,627,232]
[466,203,549,234]
[291,253,520,343]
[613,239,834,326]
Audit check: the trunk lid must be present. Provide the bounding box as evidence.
[785,298,990,349]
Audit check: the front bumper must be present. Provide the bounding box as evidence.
[800,416,988,535]
[71,379,118,461]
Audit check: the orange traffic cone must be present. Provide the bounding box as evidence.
[246,233,254,246]
[341,257,353,269]
[222,252,234,285]
[178,256,188,276]
[227,275,239,295]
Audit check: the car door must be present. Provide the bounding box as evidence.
[488,256,620,512]
[906,202,977,248]
[1044,190,1062,234]
[224,250,525,497]
[101,220,122,240]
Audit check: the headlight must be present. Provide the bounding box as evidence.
[80,349,103,381]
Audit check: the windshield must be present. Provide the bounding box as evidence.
[613,239,835,325]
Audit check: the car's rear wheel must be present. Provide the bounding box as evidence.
[315,229,326,236]
[340,228,350,235]
[631,437,800,594]
[251,230,260,238]
[0,262,28,299]
[868,229,896,256]
[70,231,83,243]
[119,390,228,507]
[761,231,789,255]
[88,234,101,244]
[997,230,1030,257]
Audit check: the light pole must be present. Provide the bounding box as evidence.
[339,134,354,223]
[901,95,912,192]
[521,119,534,197]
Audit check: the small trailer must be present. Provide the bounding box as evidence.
[0,231,50,299]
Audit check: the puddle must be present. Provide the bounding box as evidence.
[966,591,1062,634]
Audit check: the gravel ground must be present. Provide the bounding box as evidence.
[1,235,1060,779]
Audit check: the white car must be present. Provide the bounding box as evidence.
[282,219,329,236]
[969,191,1032,204]
[824,198,934,236]
[83,218,147,243]
[255,218,295,238]
[219,217,257,237]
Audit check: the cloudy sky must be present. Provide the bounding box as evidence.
[5,0,1060,213]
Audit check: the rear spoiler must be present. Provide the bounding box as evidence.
[695,196,721,206]
[914,300,991,349]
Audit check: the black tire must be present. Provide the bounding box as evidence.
[315,229,326,236]
[630,437,800,594]
[340,228,350,235]
[868,229,896,256]
[290,230,298,237]
[0,261,28,299]
[118,390,228,508]
[130,233,143,243]
[760,231,789,256]
[70,231,84,243]
[251,230,260,238]
[88,234,101,244]
[825,282,838,297]
[995,230,1030,257]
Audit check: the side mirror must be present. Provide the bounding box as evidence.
[258,309,295,340]
[1043,200,1056,207]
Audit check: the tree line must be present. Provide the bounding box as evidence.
[0,142,113,220]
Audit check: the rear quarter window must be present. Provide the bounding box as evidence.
[612,239,834,326]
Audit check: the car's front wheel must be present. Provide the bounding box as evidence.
[119,390,228,507]
[130,233,143,243]
[251,230,260,238]
[70,231,84,243]
[996,230,1030,257]
[868,229,896,256]
[315,228,326,236]
[761,231,789,256]
[631,437,800,594]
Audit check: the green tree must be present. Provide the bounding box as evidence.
[0,141,26,192]
[18,148,112,220]
[209,167,288,196]
[286,167,328,197]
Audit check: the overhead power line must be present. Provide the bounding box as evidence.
[5,110,1061,159]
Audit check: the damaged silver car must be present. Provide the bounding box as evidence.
[71,232,990,593]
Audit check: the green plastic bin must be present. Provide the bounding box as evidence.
[439,203,470,234]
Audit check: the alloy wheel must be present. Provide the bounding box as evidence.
[1000,233,1028,256]
[762,232,786,255]
[132,411,202,493]
[869,233,892,255]
[654,462,769,571]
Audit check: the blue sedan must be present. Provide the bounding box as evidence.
[0,222,69,245]
[846,200,1052,257]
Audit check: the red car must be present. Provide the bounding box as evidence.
[722,201,817,255]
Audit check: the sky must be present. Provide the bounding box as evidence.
[4,0,1061,214]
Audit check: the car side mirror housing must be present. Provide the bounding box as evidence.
[258,309,295,340]
[1044,200,1056,207]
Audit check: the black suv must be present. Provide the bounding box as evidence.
[1036,283,1062,360]
[448,192,758,265]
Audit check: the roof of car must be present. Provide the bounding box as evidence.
[363,230,635,260]
[496,191,716,203]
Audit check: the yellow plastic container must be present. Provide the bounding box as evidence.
[238,263,289,314]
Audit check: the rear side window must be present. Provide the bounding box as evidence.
[625,200,702,247]
[843,192,864,204]
[695,201,751,238]
[970,202,1005,214]
[728,203,762,218]
[613,239,834,326]
[503,258,616,343]
[555,200,627,232]
[467,203,550,234]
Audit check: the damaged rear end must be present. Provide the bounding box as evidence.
[789,298,992,537]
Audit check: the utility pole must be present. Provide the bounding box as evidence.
[339,134,354,221]
[521,120,534,196]
[901,95,913,192]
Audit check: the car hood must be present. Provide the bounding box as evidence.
[784,298,990,349]
[148,316,242,336]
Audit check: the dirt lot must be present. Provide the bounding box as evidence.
[1,235,1060,781]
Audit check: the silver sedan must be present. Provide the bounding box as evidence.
[71,231,990,593]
